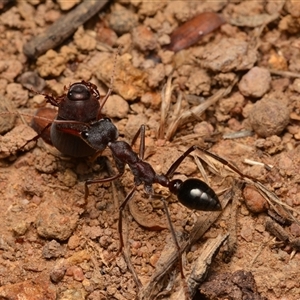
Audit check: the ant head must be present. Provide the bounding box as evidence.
[77,118,118,152]
[170,178,221,211]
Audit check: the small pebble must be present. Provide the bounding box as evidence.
[50,264,66,283]
[140,92,161,108]
[6,83,28,107]
[108,5,138,35]
[132,25,157,51]
[291,78,300,94]
[193,121,214,138]
[58,288,85,300]
[66,265,85,282]
[238,67,271,98]
[57,0,80,10]
[11,220,29,236]
[201,38,257,72]
[149,253,160,267]
[116,256,127,273]
[248,96,290,137]
[59,169,77,188]
[101,94,129,119]
[125,114,148,139]
[147,63,165,88]
[42,240,64,259]
[290,223,300,238]
[36,200,79,241]
[74,27,96,51]
[240,223,253,242]
[19,71,46,92]
[243,185,269,213]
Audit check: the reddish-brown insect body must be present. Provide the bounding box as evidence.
[50,81,101,122]
[49,81,102,157]
[31,107,57,144]
[32,81,110,157]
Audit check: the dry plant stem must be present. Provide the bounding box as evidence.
[165,76,239,141]
[23,0,109,58]
[265,217,290,243]
[122,213,143,289]
[178,233,229,299]
[249,238,271,268]
[161,198,184,279]
[223,130,254,139]
[98,47,120,113]
[244,158,273,169]
[223,183,240,262]
[254,181,300,225]
[264,218,300,254]
[193,155,210,184]
[269,69,300,79]
[138,191,232,300]
[195,146,300,222]
[158,74,177,140]
[195,148,228,178]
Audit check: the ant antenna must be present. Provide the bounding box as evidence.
[98,46,121,113]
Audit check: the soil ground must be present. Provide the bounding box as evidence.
[0,1,300,299]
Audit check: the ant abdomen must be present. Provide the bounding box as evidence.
[170,178,221,211]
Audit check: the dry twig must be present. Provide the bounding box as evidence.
[165,76,239,141]
[23,1,109,58]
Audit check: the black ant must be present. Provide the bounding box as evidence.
[55,114,222,279]
[11,78,222,282]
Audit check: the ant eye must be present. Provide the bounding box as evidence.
[81,131,89,138]
[68,84,91,101]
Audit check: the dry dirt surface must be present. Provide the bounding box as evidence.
[1,1,300,299]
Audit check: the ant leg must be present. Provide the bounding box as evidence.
[165,145,198,178]
[194,146,257,182]
[98,48,120,115]
[19,122,52,151]
[118,185,143,288]
[165,145,250,181]
[161,197,185,278]
[117,186,137,253]
[130,125,146,159]
[84,172,124,199]
[130,126,187,278]
[128,134,191,279]
[30,87,60,107]
[170,145,259,186]
[98,88,113,114]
